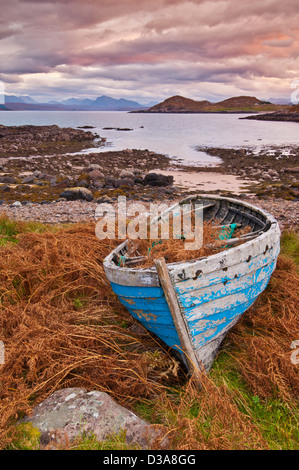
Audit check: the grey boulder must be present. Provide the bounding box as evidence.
[23,388,165,449]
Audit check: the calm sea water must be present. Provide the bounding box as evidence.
[0,111,298,166]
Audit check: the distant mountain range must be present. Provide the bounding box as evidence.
[3,94,39,104]
[47,95,149,110]
[0,94,155,111]
[268,98,292,105]
[134,95,292,113]
[0,93,293,113]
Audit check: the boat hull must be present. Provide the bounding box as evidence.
[103,196,281,372]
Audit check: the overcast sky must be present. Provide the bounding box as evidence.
[1,0,298,103]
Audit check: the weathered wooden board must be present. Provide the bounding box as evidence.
[154,258,204,383]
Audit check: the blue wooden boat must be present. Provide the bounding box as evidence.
[103,195,280,374]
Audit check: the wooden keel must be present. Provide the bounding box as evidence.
[154,258,204,387]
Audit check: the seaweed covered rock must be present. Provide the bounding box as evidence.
[115,178,134,188]
[59,187,93,201]
[144,173,174,187]
[0,175,17,184]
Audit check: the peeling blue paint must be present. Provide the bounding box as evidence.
[104,195,281,371]
[109,258,276,355]
[110,281,181,349]
[177,261,276,310]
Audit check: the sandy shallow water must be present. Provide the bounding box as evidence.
[153,169,257,194]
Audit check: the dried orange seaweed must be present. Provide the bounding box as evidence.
[126,221,251,268]
[0,215,297,450]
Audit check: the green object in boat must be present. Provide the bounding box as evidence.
[219,223,237,240]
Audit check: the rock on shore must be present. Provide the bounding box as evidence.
[196,146,299,200]
[23,388,166,449]
[0,137,179,204]
[0,124,297,228]
[242,105,299,122]
[0,124,99,158]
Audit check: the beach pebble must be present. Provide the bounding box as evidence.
[0,175,17,184]
[33,170,46,179]
[268,169,279,177]
[89,169,104,180]
[22,175,36,184]
[119,169,135,178]
[115,178,134,188]
[261,172,272,181]
[85,163,103,172]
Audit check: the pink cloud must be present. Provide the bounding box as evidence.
[1,0,298,100]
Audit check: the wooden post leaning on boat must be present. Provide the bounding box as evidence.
[154,258,204,388]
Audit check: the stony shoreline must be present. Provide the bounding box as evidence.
[242,107,299,123]
[0,124,184,204]
[0,124,101,158]
[196,145,299,200]
[0,124,298,231]
[1,195,298,231]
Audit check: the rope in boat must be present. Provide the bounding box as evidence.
[118,255,127,266]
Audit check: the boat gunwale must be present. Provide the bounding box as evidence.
[103,195,280,286]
